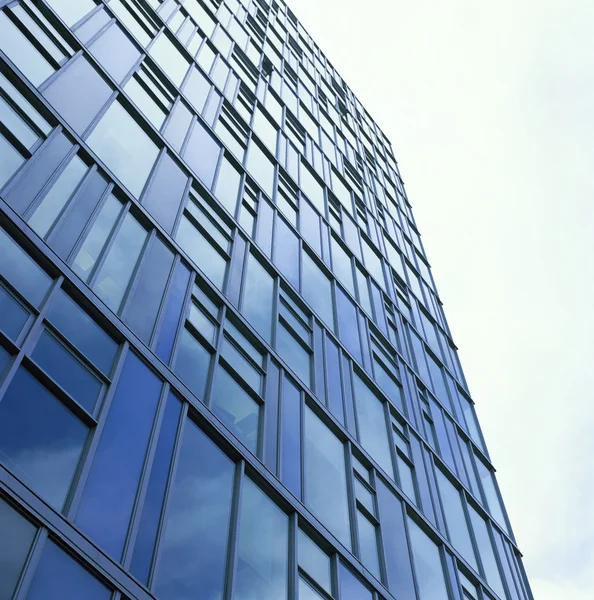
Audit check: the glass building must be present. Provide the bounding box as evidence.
[0,0,533,599]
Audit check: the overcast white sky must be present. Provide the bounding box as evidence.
[291,1,594,598]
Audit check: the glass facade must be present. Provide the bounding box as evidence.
[0,0,532,599]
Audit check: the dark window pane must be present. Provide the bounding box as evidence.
[155,262,191,364]
[212,368,259,453]
[0,134,24,190]
[43,56,112,134]
[87,101,159,197]
[141,153,188,233]
[31,330,102,413]
[89,23,140,83]
[25,540,111,600]
[234,478,288,600]
[280,377,301,498]
[0,498,37,600]
[46,290,118,376]
[0,285,30,341]
[130,393,181,584]
[0,369,88,509]
[174,328,211,399]
[75,353,161,558]
[155,420,234,600]
[183,120,221,187]
[124,236,174,343]
[0,228,51,307]
[0,346,11,380]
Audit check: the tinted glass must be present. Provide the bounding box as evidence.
[301,252,334,327]
[281,377,301,497]
[46,290,118,375]
[25,540,111,600]
[246,141,274,197]
[174,328,211,399]
[0,285,30,341]
[0,369,88,509]
[298,530,331,594]
[0,498,37,600]
[90,23,140,83]
[130,393,181,584]
[31,330,102,413]
[214,156,241,214]
[45,0,95,26]
[242,253,273,342]
[0,134,24,189]
[155,420,234,600]
[408,519,450,600]
[273,217,299,289]
[149,33,189,86]
[277,324,310,386]
[75,353,161,558]
[183,120,221,187]
[0,228,51,307]
[357,511,381,578]
[43,57,111,134]
[234,478,288,600]
[93,212,147,311]
[339,563,373,600]
[212,368,259,453]
[304,407,350,547]
[87,101,159,197]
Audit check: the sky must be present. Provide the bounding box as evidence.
[291,1,594,598]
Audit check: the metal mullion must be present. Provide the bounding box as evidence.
[64,341,130,520]
[0,86,45,141]
[0,121,30,158]
[288,512,298,600]
[121,381,171,569]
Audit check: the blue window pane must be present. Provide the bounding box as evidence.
[0,228,51,307]
[155,262,191,363]
[301,252,334,327]
[155,420,234,600]
[124,236,174,343]
[281,377,301,498]
[339,563,373,600]
[299,200,321,255]
[75,353,161,558]
[89,23,140,83]
[325,337,344,425]
[242,253,274,343]
[353,374,393,475]
[142,153,189,233]
[183,66,211,113]
[163,100,192,152]
[25,540,111,600]
[43,56,112,134]
[357,510,381,579]
[212,368,259,453]
[0,285,30,341]
[87,101,159,198]
[0,346,11,379]
[46,290,118,376]
[234,478,288,600]
[32,330,103,413]
[408,519,450,600]
[174,329,211,399]
[273,217,299,289]
[149,33,190,87]
[130,393,181,584]
[0,498,37,600]
[183,120,221,187]
[336,288,361,362]
[0,368,88,509]
[304,407,350,548]
[277,325,310,386]
[297,530,331,594]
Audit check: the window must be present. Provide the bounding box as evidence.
[235,478,288,600]
[391,417,418,503]
[124,62,174,129]
[0,498,37,600]
[301,251,334,328]
[183,119,221,187]
[176,189,233,290]
[352,374,392,475]
[149,31,190,86]
[242,252,274,342]
[45,0,96,27]
[304,406,350,548]
[273,216,299,289]
[155,419,235,600]
[246,140,275,198]
[277,292,312,386]
[339,563,373,600]
[298,530,331,595]
[87,101,159,197]
[89,22,140,83]
[353,464,381,579]
[0,368,89,509]
[300,162,324,214]
[43,56,112,134]
[408,519,450,600]
[213,154,242,214]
